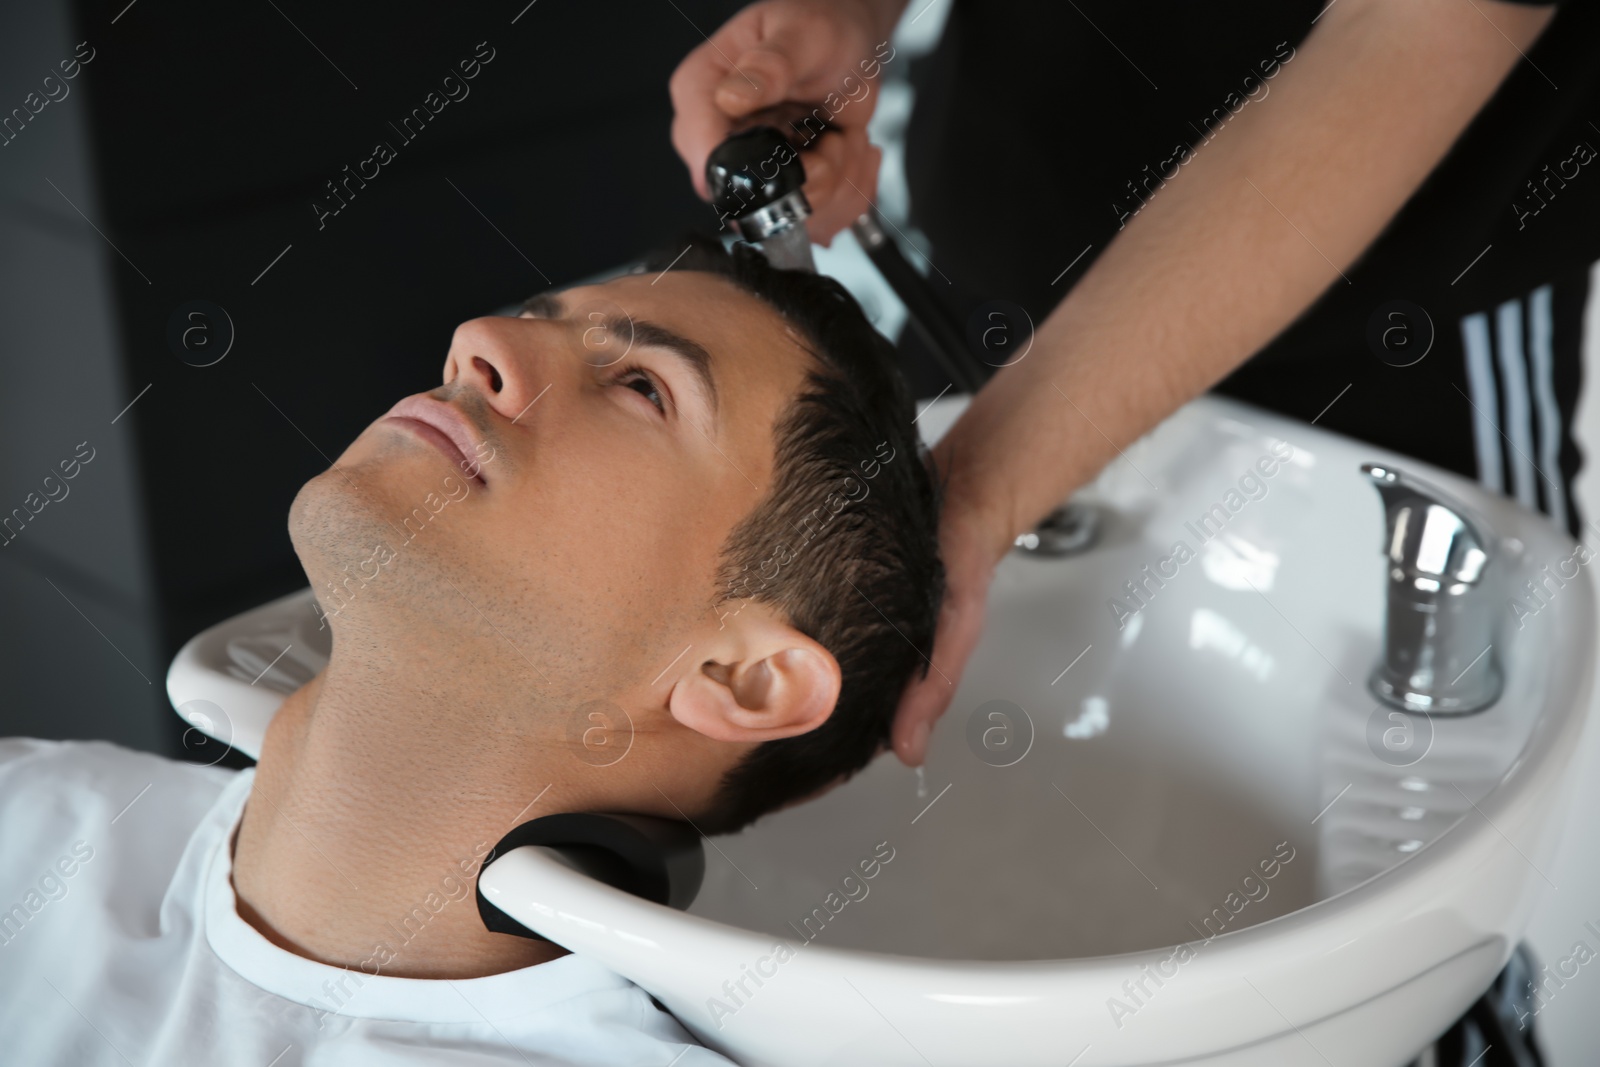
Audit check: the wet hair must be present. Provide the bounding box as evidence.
[636,234,946,835]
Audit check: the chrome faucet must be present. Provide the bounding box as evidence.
[1364,463,1503,714]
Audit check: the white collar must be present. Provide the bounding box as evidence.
[201,767,629,1025]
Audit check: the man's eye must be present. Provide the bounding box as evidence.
[615,365,665,414]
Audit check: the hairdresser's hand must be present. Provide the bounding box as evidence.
[669,0,901,246]
[890,477,1013,766]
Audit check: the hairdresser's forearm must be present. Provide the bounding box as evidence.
[935,0,1552,554]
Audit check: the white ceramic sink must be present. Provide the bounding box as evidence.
[167,393,1597,1067]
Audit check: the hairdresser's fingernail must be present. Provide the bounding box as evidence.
[910,721,930,764]
[718,77,760,103]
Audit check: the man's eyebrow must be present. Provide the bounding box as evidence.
[624,319,718,416]
[518,290,719,416]
[519,291,562,319]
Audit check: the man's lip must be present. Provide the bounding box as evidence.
[381,396,488,485]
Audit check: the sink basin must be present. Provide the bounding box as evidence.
[167,393,1597,1067]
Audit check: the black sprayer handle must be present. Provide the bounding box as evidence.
[706,125,808,221]
[702,108,992,392]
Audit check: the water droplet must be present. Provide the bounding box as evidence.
[915,765,928,799]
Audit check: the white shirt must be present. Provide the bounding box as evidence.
[0,738,733,1066]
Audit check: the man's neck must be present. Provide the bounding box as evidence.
[230,659,582,980]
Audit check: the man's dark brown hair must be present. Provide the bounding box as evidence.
[637,234,946,834]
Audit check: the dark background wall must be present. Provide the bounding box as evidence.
[0,0,741,760]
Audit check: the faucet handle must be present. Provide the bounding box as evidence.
[1363,463,1502,714]
[1362,464,1493,587]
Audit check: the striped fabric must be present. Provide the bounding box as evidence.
[1458,261,1599,533]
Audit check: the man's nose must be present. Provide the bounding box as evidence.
[444,316,554,423]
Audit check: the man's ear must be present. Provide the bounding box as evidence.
[668,600,841,743]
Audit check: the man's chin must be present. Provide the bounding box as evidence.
[286,465,400,585]
[289,453,487,630]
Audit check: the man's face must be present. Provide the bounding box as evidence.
[289,270,817,713]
